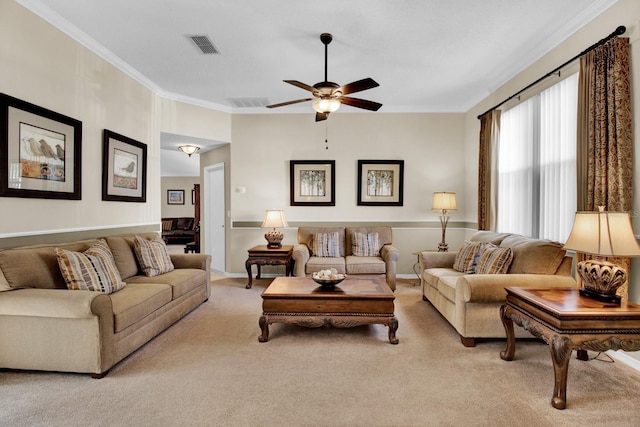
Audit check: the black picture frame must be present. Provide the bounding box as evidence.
[290,160,335,206]
[102,129,147,202]
[357,160,404,206]
[167,189,185,205]
[0,93,82,200]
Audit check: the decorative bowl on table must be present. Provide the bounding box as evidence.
[311,270,345,289]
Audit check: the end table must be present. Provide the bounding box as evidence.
[245,245,294,289]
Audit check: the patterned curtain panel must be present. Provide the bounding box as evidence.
[577,37,632,212]
[577,37,632,300]
[477,110,500,231]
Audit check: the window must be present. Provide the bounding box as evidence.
[497,73,578,242]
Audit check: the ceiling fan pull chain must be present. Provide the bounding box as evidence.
[325,121,329,150]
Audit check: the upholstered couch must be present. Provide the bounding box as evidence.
[292,226,399,290]
[161,217,195,244]
[420,230,577,347]
[0,232,210,377]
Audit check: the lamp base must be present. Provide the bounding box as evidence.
[264,230,284,249]
[438,242,449,252]
[579,287,621,304]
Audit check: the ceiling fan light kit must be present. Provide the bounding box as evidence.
[266,33,382,121]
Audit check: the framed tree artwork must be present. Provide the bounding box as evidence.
[102,129,147,202]
[0,93,82,200]
[290,160,335,206]
[357,160,404,206]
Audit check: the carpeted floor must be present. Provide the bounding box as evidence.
[1,278,639,426]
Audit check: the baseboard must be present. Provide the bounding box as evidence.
[607,350,640,372]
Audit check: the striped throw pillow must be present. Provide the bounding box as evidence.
[476,244,513,274]
[453,241,484,273]
[312,232,341,257]
[351,232,380,257]
[134,235,175,277]
[56,239,126,294]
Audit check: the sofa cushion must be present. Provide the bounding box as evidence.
[453,241,484,273]
[470,231,512,245]
[346,227,392,256]
[0,240,98,290]
[345,255,386,274]
[500,235,566,274]
[476,244,513,274]
[105,233,161,280]
[436,275,459,303]
[55,240,126,294]
[351,232,380,257]
[161,219,173,232]
[134,235,175,277]
[312,232,341,257]
[306,257,345,274]
[109,283,172,333]
[423,268,465,289]
[126,269,206,299]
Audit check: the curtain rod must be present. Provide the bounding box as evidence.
[477,25,626,119]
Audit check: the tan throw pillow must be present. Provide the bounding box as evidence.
[56,239,126,294]
[476,244,513,274]
[133,235,175,277]
[312,232,341,257]
[453,241,484,273]
[351,232,380,257]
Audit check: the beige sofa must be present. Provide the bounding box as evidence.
[420,231,577,347]
[292,226,399,290]
[0,233,210,377]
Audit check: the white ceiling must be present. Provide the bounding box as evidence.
[21,0,618,117]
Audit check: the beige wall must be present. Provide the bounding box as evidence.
[160,177,201,218]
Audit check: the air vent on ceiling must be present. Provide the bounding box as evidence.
[228,98,271,108]
[188,35,220,54]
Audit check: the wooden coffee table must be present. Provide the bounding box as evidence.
[259,277,398,344]
[500,287,640,410]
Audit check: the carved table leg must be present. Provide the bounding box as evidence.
[258,315,269,342]
[500,304,516,361]
[245,260,253,289]
[256,264,261,279]
[550,335,572,410]
[388,316,399,344]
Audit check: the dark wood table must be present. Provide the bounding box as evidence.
[245,245,293,289]
[259,277,398,344]
[500,287,640,410]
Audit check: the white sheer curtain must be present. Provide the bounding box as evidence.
[497,73,578,242]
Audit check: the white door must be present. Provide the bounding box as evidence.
[204,163,225,273]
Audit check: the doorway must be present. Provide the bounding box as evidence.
[204,163,226,273]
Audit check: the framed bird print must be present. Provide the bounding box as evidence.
[0,93,82,199]
[102,129,147,202]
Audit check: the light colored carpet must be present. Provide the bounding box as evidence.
[1,278,639,427]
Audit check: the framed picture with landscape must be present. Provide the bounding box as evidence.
[167,189,185,205]
[357,160,404,206]
[102,129,147,202]
[0,93,82,200]
[290,160,335,206]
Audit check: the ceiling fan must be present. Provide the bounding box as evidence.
[266,33,382,122]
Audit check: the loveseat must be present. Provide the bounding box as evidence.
[420,230,576,347]
[161,217,195,245]
[0,232,210,377]
[292,226,399,290]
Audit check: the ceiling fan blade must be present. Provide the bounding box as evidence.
[266,98,313,109]
[284,80,318,93]
[315,112,328,122]
[336,78,379,95]
[339,97,382,111]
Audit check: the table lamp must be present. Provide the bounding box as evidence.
[432,192,457,252]
[261,210,288,248]
[563,207,640,304]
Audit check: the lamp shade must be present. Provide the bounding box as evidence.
[261,210,288,229]
[178,145,200,157]
[312,98,341,114]
[563,210,640,257]
[432,192,457,211]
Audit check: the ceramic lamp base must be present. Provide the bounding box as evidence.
[264,230,284,248]
[576,259,625,305]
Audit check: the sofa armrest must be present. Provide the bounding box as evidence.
[170,253,211,271]
[292,244,310,277]
[0,288,111,318]
[420,251,457,270]
[458,274,578,304]
[380,244,399,262]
